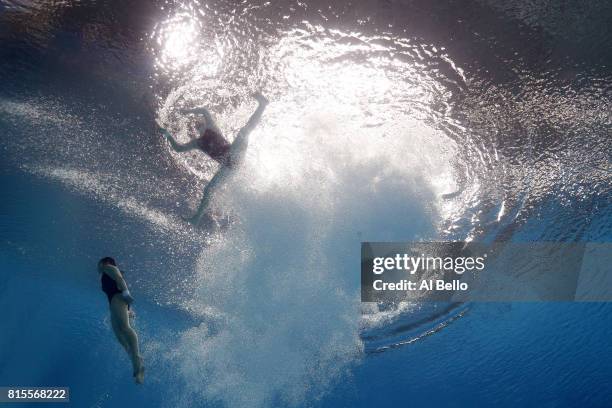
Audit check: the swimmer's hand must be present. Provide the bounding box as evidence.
[159,127,173,142]
[253,91,268,106]
[121,289,135,304]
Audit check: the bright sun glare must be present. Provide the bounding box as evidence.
[156,12,221,77]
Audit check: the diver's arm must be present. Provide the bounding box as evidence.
[161,127,199,152]
[104,265,134,304]
[102,265,128,292]
[160,127,178,147]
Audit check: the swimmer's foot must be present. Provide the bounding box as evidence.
[160,127,171,140]
[253,91,268,106]
[133,356,145,384]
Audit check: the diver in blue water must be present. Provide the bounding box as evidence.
[161,92,268,225]
[98,257,145,384]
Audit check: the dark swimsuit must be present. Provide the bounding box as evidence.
[197,128,232,166]
[101,271,122,304]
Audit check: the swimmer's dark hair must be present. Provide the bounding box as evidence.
[98,257,117,267]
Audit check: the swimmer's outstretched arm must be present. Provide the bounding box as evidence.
[160,127,199,153]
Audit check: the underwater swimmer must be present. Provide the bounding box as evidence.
[98,257,145,384]
[161,92,268,225]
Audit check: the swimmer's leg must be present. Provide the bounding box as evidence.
[229,92,268,164]
[111,316,130,355]
[110,296,144,384]
[161,128,200,153]
[183,166,227,225]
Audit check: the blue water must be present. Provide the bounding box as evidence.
[1,1,611,407]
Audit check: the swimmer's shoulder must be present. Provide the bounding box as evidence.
[101,264,122,280]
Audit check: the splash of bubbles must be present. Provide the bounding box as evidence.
[171,90,456,406]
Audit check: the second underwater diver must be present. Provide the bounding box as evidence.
[98,257,144,384]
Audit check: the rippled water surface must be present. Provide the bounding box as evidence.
[1,1,611,407]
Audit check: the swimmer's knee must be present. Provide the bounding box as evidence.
[110,313,131,332]
[111,319,129,335]
[117,318,133,332]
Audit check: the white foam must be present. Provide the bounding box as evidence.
[152,22,463,406]
[173,97,453,406]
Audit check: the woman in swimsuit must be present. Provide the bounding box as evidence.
[161,92,268,225]
[98,257,144,384]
